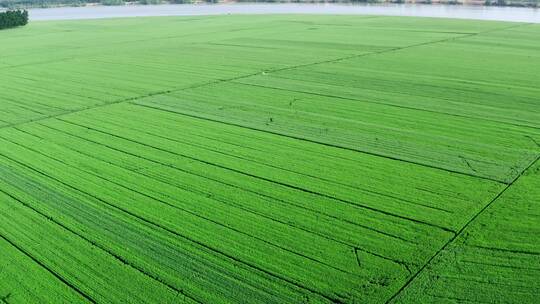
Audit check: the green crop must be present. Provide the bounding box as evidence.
[0,14,538,303]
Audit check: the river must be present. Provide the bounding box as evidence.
[27,3,540,23]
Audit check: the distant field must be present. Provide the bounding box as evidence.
[0,15,539,303]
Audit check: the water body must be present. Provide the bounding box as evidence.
[28,3,540,23]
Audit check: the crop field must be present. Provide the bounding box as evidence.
[0,14,539,303]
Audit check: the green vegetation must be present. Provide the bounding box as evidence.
[0,15,539,303]
[484,0,539,6]
[0,9,27,29]
[394,160,540,303]
[101,0,124,6]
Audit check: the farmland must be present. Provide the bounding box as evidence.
[0,14,539,303]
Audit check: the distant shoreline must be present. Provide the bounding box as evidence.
[24,3,540,23]
[2,0,538,10]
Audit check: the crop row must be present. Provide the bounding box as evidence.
[0,15,486,128]
[0,101,505,303]
[393,159,540,303]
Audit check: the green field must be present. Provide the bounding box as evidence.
[0,14,539,303]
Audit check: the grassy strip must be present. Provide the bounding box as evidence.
[0,236,87,303]
[0,158,326,303]
[0,191,181,303]
[392,158,540,302]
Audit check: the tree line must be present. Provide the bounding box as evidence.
[0,9,28,29]
[0,0,195,7]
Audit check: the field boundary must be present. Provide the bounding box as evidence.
[0,230,96,303]
[384,153,540,303]
[235,81,540,132]
[0,185,199,303]
[133,101,506,186]
[1,21,528,131]
[0,22,530,184]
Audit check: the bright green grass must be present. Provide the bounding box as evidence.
[0,14,539,304]
[394,161,540,303]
